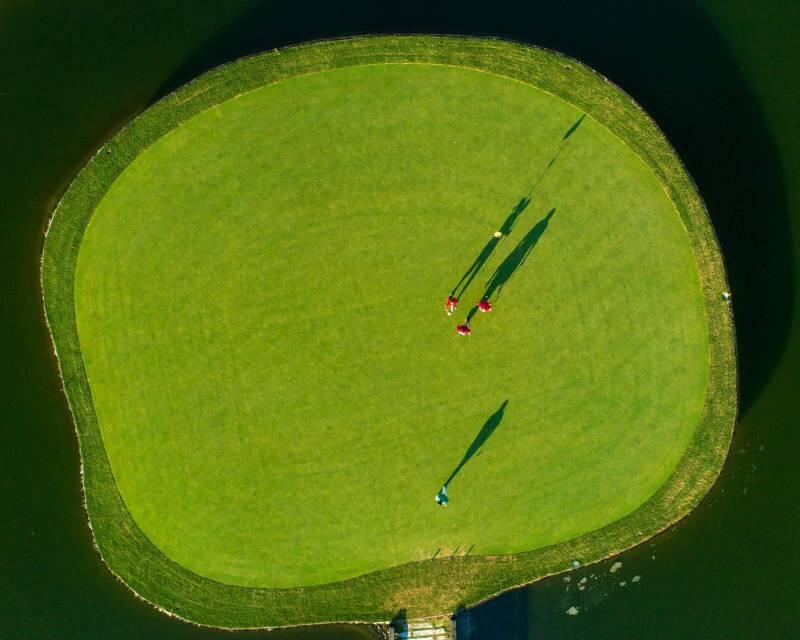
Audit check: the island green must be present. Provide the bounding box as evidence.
[41,36,736,629]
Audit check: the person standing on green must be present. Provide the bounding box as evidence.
[446,197,531,307]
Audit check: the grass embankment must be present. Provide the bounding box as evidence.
[41,36,736,628]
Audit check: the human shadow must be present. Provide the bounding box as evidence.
[450,197,531,299]
[443,400,508,488]
[449,114,580,309]
[153,0,793,416]
[467,209,556,322]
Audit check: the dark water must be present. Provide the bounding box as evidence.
[1,1,797,638]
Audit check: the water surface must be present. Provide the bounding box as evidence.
[1,1,797,638]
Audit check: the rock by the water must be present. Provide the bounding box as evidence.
[610,561,623,573]
[567,606,580,616]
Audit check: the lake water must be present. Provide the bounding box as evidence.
[1,1,797,638]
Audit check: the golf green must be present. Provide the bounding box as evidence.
[43,36,736,627]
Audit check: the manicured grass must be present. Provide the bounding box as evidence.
[42,36,736,628]
[75,62,706,589]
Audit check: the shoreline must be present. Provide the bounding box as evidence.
[39,34,737,630]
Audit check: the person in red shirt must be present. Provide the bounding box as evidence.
[477,298,492,313]
[456,321,471,336]
[445,295,459,316]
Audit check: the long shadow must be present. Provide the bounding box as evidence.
[449,115,582,303]
[443,400,508,488]
[151,0,793,419]
[0,1,794,639]
[450,197,530,299]
[563,113,587,141]
[466,209,555,322]
[522,114,586,197]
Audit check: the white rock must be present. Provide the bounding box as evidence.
[632,575,641,583]
[566,606,579,616]
[610,561,623,573]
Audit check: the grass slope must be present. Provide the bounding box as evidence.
[41,36,736,628]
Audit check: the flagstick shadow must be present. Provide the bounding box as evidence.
[447,114,583,305]
[523,114,586,198]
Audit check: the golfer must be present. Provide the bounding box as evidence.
[445,295,459,315]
